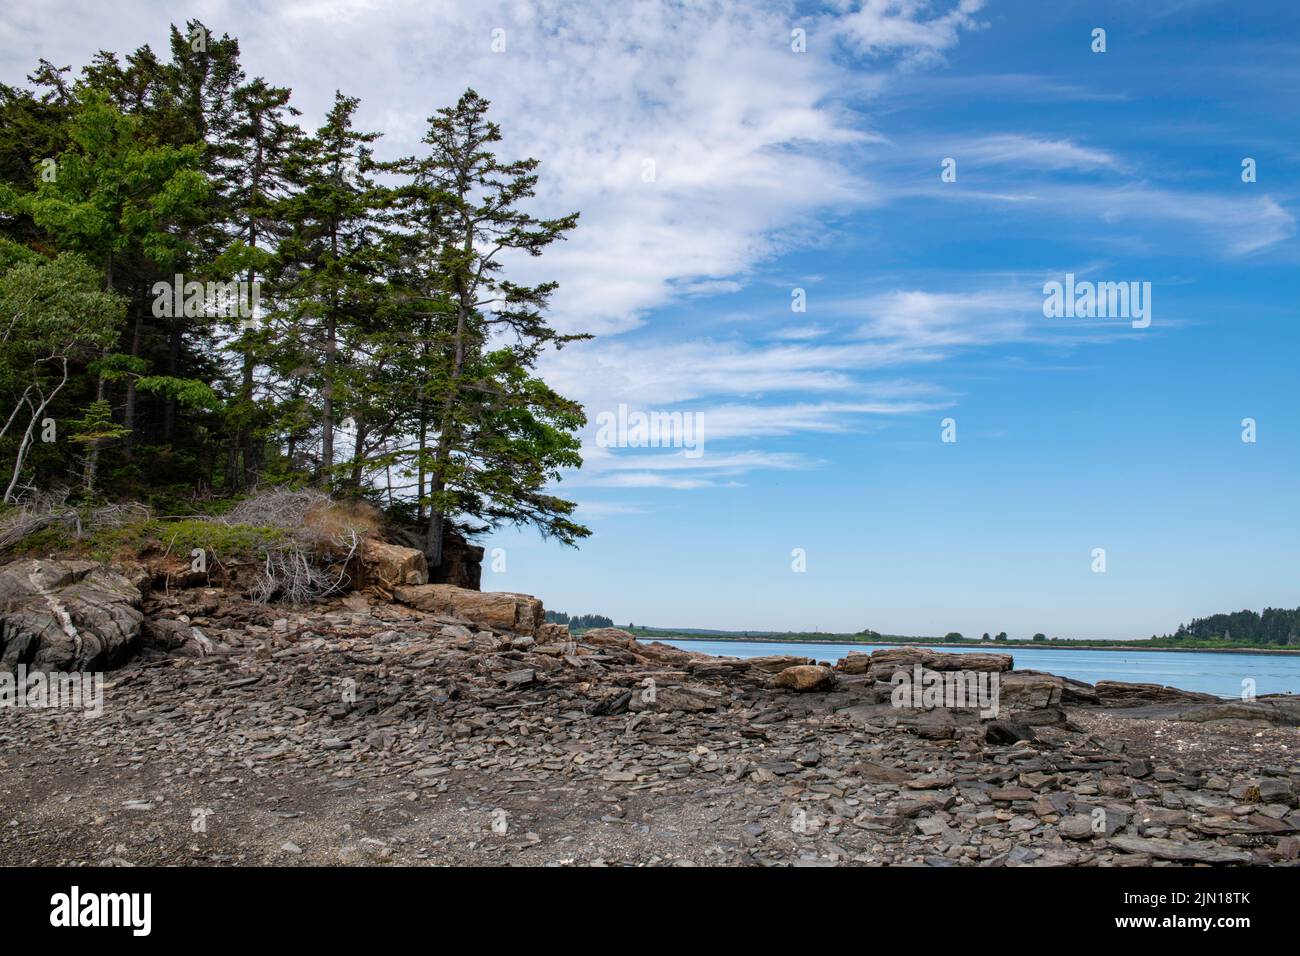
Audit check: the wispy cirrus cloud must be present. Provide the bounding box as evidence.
[954,134,1126,173]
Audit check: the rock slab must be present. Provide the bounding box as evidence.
[0,559,144,672]
[393,584,544,636]
[362,539,429,587]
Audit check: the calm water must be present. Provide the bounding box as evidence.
[659,640,1300,698]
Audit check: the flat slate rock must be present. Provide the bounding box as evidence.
[1106,835,1254,864]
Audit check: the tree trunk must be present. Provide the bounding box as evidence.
[239,211,259,487]
[349,420,368,489]
[81,373,105,495]
[321,214,339,486]
[163,310,180,439]
[424,212,474,565]
[416,383,427,521]
[5,359,68,503]
[122,288,143,458]
[82,252,114,486]
[321,308,336,483]
[425,302,467,566]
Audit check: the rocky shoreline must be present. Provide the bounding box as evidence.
[1,556,1298,867]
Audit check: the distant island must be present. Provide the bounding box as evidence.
[551,607,1300,654]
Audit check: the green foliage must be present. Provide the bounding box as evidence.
[6,510,287,564]
[1169,608,1300,646]
[545,610,614,629]
[69,399,130,444]
[11,90,208,274]
[0,252,125,499]
[140,518,287,560]
[135,376,220,409]
[0,26,590,560]
[89,517,287,563]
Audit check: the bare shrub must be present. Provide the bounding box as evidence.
[85,499,151,532]
[224,488,370,604]
[0,490,150,552]
[0,489,79,551]
[222,487,332,529]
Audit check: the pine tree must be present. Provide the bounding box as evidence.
[390,89,590,566]
[7,91,210,490]
[276,91,384,487]
[0,37,597,569]
[215,76,302,487]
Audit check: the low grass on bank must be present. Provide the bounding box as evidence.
[9,515,290,564]
[0,488,382,603]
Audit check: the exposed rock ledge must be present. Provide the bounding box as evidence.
[2,563,1297,867]
[0,559,145,671]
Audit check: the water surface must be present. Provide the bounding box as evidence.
[658,640,1300,698]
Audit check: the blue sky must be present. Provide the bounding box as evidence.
[493,0,1300,639]
[4,1,1297,638]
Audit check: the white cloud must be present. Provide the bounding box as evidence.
[898,177,1294,257]
[11,0,1218,499]
[849,288,1040,347]
[0,0,977,342]
[956,134,1124,173]
[831,0,987,65]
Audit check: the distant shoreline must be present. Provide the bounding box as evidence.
[649,635,1300,656]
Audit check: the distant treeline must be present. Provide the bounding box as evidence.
[1170,608,1300,645]
[545,611,614,629]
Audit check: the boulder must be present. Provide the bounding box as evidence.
[985,719,1036,744]
[388,522,483,590]
[745,654,816,674]
[140,617,224,658]
[869,647,1012,676]
[580,627,637,649]
[1058,815,1095,840]
[772,664,837,692]
[1172,696,1300,727]
[110,560,152,599]
[627,684,723,713]
[1058,674,1099,705]
[0,559,144,672]
[997,672,1063,710]
[868,647,933,675]
[428,524,482,590]
[836,652,871,674]
[635,641,700,666]
[1106,835,1253,864]
[392,584,544,636]
[361,539,428,587]
[536,622,571,645]
[931,652,1013,672]
[896,707,959,739]
[1094,681,1217,707]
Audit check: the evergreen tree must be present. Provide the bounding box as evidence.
[276,91,384,487]
[6,90,210,490]
[216,76,302,487]
[0,34,593,574]
[390,89,589,565]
